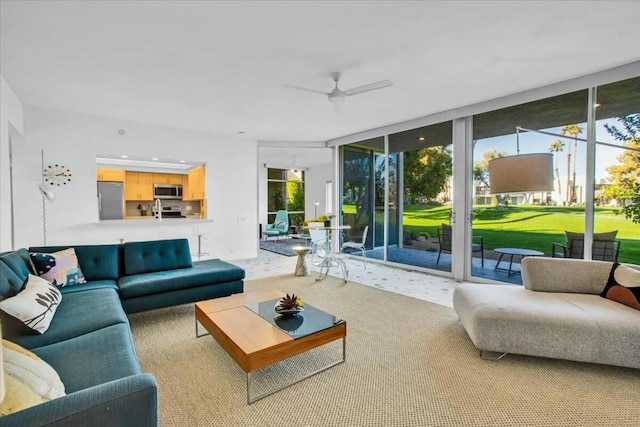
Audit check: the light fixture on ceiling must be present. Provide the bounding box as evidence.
[151,157,158,161]
[121,155,128,158]
[180,160,185,163]
[488,127,554,194]
[418,136,426,141]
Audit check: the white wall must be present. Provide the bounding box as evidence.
[305,162,333,219]
[0,75,25,251]
[12,107,258,260]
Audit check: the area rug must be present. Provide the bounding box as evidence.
[259,238,304,256]
[129,275,640,426]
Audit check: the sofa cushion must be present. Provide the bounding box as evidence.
[29,244,121,281]
[58,280,119,295]
[123,239,192,276]
[522,257,613,294]
[3,339,66,400]
[0,261,26,300]
[117,258,244,299]
[32,323,142,393]
[601,263,640,310]
[2,288,128,349]
[0,275,62,334]
[0,249,33,281]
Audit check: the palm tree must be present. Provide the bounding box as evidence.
[560,125,584,204]
[548,139,565,205]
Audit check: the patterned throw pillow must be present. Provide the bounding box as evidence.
[29,248,86,287]
[601,263,640,310]
[0,275,62,334]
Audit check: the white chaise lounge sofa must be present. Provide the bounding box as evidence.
[453,257,640,369]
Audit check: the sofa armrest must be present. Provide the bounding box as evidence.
[0,374,158,427]
[521,257,613,294]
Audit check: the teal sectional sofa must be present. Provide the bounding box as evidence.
[0,238,245,426]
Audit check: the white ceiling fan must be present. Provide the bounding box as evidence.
[284,72,393,109]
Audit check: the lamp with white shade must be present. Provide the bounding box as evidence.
[488,128,554,194]
[488,153,554,194]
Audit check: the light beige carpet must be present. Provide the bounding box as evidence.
[129,275,640,426]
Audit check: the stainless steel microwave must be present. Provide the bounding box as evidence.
[153,184,182,200]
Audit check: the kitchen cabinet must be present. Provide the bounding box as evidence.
[125,171,154,200]
[185,165,206,200]
[153,173,184,185]
[96,167,125,182]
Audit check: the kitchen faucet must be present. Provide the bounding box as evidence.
[155,198,162,221]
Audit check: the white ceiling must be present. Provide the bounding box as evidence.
[2,1,640,143]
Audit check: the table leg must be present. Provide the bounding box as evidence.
[508,254,514,276]
[495,253,505,271]
[246,336,346,404]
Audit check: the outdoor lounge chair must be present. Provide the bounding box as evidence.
[552,230,621,262]
[437,224,484,267]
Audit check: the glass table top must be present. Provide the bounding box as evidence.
[245,298,343,339]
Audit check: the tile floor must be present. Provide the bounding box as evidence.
[229,248,482,308]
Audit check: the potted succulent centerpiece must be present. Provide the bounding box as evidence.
[274,294,304,317]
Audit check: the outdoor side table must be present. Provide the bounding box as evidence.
[494,247,544,276]
[292,246,311,276]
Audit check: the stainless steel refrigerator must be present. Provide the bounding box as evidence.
[97,182,124,220]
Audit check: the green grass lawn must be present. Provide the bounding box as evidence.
[345,204,640,264]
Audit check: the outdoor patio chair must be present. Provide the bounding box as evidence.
[342,224,369,269]
[552,231,621,262]
[436,224,484,267]
[262,210,289,241]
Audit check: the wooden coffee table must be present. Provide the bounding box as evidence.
[195,289,347,403]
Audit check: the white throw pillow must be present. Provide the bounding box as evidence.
[0,275,62,334]
[2,339,66,400]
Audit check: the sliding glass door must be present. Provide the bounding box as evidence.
[341,143,378,256]
[336,73,639,281]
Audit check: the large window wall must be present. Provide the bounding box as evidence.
[339,122,455,272]
[267,168,305,227]
[594,77,640,263]
[335,72,639,283]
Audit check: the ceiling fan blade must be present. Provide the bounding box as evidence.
[283,83,329,96]
[343,80,393,96]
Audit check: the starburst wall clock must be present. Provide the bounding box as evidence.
[43,164,72,186]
